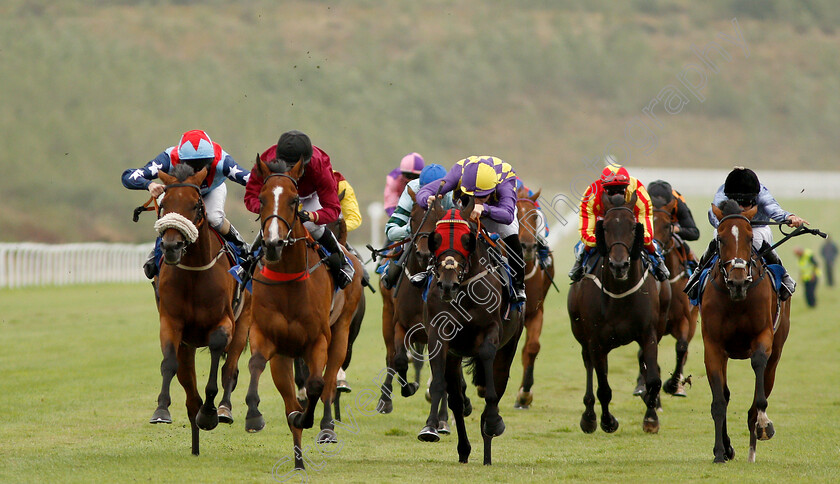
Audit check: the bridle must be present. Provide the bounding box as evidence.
[431,217,474,286]
[259,173,307,249]
[603,206,636,257]
[653,207,676,255]
[715,213,762,288]
[162,182,206,229]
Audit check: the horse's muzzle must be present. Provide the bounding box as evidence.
[609,259,630,280]
[263,239,283,263]
[438,280,460,302]
[161,239,186,265]
[726,281,749,301]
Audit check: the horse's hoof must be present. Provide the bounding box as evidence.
[482,416,505,437]
[580,412,597,434]
[218,405,234,425]
[476,386,486,399]
[726,445,735,460]
[287,411,304,429]
[150,408,172,424]
[196,407,219,431]
[632,383,645,396]
[336,380,351,394]
[425,387,431,403]
[316,429,338,444]
[245,414,265,433]
[463,398,473,417]
[713,455,728,464]
[600,414,619,433]
[757,421,775,441]
[642,416,659,434]
[514,388,533,409]
[377,398,393,414]
[437,420,451,435]
[417,426,440,442]
[401,382,419,398]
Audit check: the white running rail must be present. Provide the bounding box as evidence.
[0,242,152,288]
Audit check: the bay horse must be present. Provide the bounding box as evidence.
[701,200,790,463]
[243,157,364,471]
[150,165,251,455]
[651,196,699,397]
[567,191,666,434]
[512,188,554,409]
[420,197,523,465]
[376,187,457,434]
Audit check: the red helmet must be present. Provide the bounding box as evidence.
[600,165,630,187]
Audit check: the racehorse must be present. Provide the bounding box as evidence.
[700,200,790,463]
[512,188,554,409]
[377,188,455,433]
[567,191,666,434]
[651,196,699,397]
[243,157,364,471]
[149,165,251,455]
[420,197,523,465]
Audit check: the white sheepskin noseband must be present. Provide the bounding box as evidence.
[154,212,199,243]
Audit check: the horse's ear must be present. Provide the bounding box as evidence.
[595,220,607,256]
[158,170,176,185]
[666,198,678,214]
[744,205,758,219]
[256,154,271,179]
[288,157,305,180]
[627,191,638,208]
[529,189,541,202]
[460,195,475,220]
[429,231,442,254]
[630,223,644,260]
[711,203,723,221]
[516,186,528,198]
[461,232,476,254]
[407,186,417,203]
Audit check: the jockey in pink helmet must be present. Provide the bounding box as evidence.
[383,152,424,216]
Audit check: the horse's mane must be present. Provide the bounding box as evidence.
[718,199,742,216]
[170,163,196,182]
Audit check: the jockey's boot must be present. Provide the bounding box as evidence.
[684,238,717,297]
[318,229,354,289]
[381,247,408,290]
[568,241,587,282]
[143,249,158,279]
[537,238,552,268]
[504,235,527,303]
[650,250,671,282]
[762,244,795,301]
[221,222,250,256]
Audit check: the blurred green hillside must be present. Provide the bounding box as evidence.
[2,0,838,243]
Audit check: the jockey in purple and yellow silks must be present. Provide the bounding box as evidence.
[416,155,527,303]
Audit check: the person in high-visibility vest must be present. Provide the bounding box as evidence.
[794,247,820,308]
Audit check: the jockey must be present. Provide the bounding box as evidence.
[514,177,552,267]
[333,170,362,234]
[121,129,250,279]
[685,166,807,301]
[646,179,700,272]
[384,152,424,216]
[416,156,527,303]
[244,130,355,289]
[379,164,454,289]
[569,164,670,282]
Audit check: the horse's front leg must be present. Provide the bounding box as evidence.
[445,357,470,463]
[515,309,543,409]
[394,322,421,397]
[292,334,328,430]
[748,340,774,463]
[418,330,446,443]
[174,345,202,455]
[579,344,597,433]
[478,336,505,440]
[641,330,662,434]
[150,323,181,424]
[219,305,252,424]
[269,355,306,471]
[244,327,273,433]
[591,346,618,433]
[196,323,232,431]
[319,317,351,444]
[704,338,733,463]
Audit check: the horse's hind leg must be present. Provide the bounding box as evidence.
[245,328,273,433]
[579,345,597,433]
[377,312,397,414]
[175,345,202,455]
[515,310,543,409]
[641,332,662,434]
[633,348,646,397]
[664,318,690,397]
[482,327,523,465]
[592,348,618,433]
[394,323,420,397]
[293,334,328,431]
[294,358,309,406]
[419,335,447,443]
[151,335,180,425]
[269,355,306,470]
[445,357,470,463]
[219,307,251,424]
[196,325,231,431]
[704,337,733,463]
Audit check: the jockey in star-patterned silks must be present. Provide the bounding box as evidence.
[569,164,670,282]
[416,155,528,303]
[121,129,250,278]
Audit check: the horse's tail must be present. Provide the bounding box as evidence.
[464,357,485,389]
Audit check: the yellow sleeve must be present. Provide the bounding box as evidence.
[338,179,362,232]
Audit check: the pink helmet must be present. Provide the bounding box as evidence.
[399,152,425,175]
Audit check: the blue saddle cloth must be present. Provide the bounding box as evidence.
[688,256,783,306]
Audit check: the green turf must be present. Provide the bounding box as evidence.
[1,203,839,482]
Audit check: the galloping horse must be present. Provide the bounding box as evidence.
[420,197,523,465]
[701,201,790,463]
[652,196,698,397]
[377,188,455,433]
[150,165,251,455]
[568,191,667,434]
[512,188,554,409]
[243,157,364,471]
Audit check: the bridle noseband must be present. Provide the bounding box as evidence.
[162,182,206,228]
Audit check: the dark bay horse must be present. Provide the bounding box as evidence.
[513,188,554,409]
[420,198,523,465]
[701,201,790,463]
[150,165,251,455]
[567,192,666,434]
[377,188,454,433]
[244,157,364,471]
[652,196,698,397]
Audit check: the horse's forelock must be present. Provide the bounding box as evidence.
[652,195,668,209]
[719,199,742,216]
[170,163,196,182]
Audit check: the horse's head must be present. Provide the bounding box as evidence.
[256,154,305,263]
[652,196,677,252]
[516,187,543,263]
[156,165,209,265]
[712,200,758,301]
[412,189,446,265]
[597,191,644,281]
[427,198,477,302]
